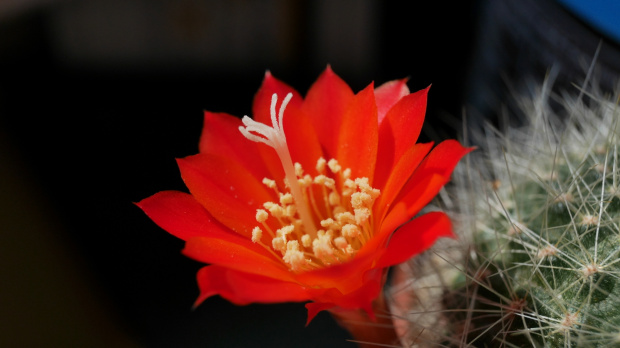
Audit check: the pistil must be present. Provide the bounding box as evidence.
[239,93,317,237]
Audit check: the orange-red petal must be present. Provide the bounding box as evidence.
[374,142,434,224]
[374,87,429,189]
[375,212,454,269]
[337,83,378,183]
[382,140,473,234]
[318,268,382,312]
[177,153,274,237]
[199,111,271,181]
[137,190,230,241]
[296,248,377,294]
[183,236,294,281]
[195,266,312,306]
[194,265,236,306]
[305,302,336,325]
[374,78,410,124]
[302,66,354,159]
[306,269,382,323]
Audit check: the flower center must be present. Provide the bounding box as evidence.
[239,93,380,272]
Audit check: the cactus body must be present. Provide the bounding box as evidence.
[392,80,620,347]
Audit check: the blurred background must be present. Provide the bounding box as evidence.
[0,0,618,347]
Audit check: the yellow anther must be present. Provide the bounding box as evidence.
[328,159,341,173]
[314,175,327,185]
[320,218,336,229]
[286,240,299,250]
[251,227,263,243]
[278,224,295,237]
[351,191,372,209]
[301,234,312,248]
[323,177,336,189]
[312,233,335,260]
[334,236,348,249]
[314,175,335,190]
[272,237,286,252]
[279,193,293,205]
[316,157,326,173]
[355,179,380,199]
[298,175,312,188]
[284,205,296,218]
[294,162,304,177]
[354,208,371,224]
[256,209,269,223]
[343,178,357,196]
[342,168,351,179]
[336,212,356,225]
[262,178,277,189]
[355,177,370,189]
[264,202,284,218]
[342,224,361,238]
[283,240,307,271]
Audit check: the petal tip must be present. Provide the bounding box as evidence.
[305,302,335,326]
[264,70,274,82]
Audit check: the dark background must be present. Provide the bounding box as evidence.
[1,0,617,347]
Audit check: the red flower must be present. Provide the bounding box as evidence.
[138,67,471,323]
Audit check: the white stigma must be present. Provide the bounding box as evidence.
[239,93,317,236]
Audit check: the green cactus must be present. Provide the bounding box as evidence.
[390,78,620,347]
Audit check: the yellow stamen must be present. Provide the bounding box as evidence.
[251,227,262,243]
[255,209,269,223]
[251,159,380,271]
[262,178,277,189]
[316,157,326,173]
[327,159,341,173]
